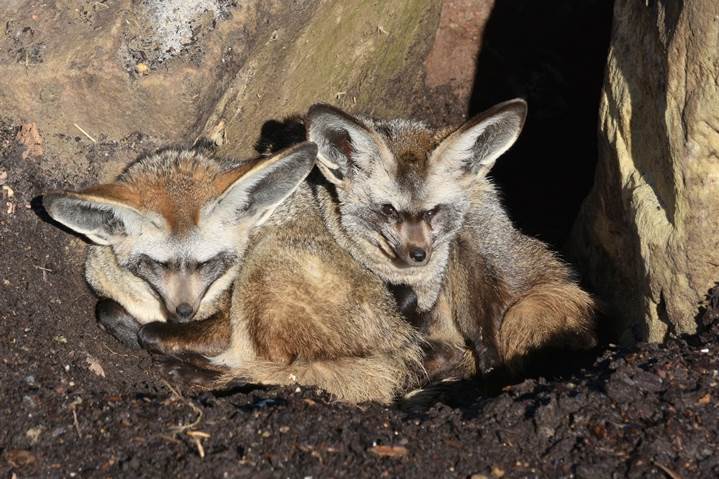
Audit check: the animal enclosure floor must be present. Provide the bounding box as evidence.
[2,126,719,478]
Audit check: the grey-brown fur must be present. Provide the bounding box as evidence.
[206,181,427,403]
[44,140,425,403]
[306,100,597,377]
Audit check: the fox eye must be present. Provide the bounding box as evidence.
[139,254,168,269]
[380,203,398,218]
[198,256,221,271]
[198,253,237,275]
[423,206,441,221]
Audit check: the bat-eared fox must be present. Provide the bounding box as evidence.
[43,99,596,403]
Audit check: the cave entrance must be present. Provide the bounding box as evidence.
[470,1,614,250]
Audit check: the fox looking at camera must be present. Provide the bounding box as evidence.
[305,99,597,376]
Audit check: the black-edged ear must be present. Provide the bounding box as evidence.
[42,184,145,245]
[432,99,527,177]
[305,103,378,185]
[204,142,317,226]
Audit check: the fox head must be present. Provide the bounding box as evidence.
[306,100,526,285]
[43,142,317,322]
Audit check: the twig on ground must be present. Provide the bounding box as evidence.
[102,342,137,358]
[654,462,684,479]
[72,406,81,438]
[187,431,210,459]
[159,379,210,458]
[73,123,97,143]
[33,265,52,282]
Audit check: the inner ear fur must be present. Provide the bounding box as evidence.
[306,103,376,185]
[43,183,143,245]
[435,98,528,177]
[206,141,318,225]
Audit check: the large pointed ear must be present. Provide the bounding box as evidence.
[42,184,145,245]
[433,99,527,177]
[305,103,379,185]
[204,142,317,226]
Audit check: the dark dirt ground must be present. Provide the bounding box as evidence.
[2,2,718,477]
[2,118,719,479]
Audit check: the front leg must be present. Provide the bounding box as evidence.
[138,310,231,357]
[96,298,142,349]
[473,328,501,375]
[422,340,474,381]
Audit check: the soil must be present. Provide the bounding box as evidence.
[2,118,719,479]
[2,2,717,477]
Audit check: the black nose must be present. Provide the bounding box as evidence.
[409,247,427,263]
[175,303,194,319]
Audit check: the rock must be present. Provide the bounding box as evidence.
[491,466,505,478]
[570,0,719,342]
[134,63,150,76]
[25,426,44,444]
[15,123,43,159]
[367,445,409,458]
[0,1,479,187]
[199,0,472,159]
[4,449,36,468]
[424,0,494,101]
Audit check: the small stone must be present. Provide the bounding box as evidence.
[22,395,38,408]
[1,184,13,199]
[698,393,711,405]
[367,445,408,458]
[25,426,44,444]
[4,449,36,468]
[135,63,150,75]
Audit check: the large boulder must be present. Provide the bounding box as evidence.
[198,0,490,158]
[0,0,488,181]
[571,0,719,342]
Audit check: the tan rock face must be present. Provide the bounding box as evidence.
[424,0,494,101]
[0,1,486,182]
[200,1,449,159]
[571,0,719,342]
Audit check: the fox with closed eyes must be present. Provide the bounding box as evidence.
[43,143,318,353]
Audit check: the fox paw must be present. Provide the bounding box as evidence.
[137,321,177,355]
[155,354,221,388]
[96,299,141,350]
